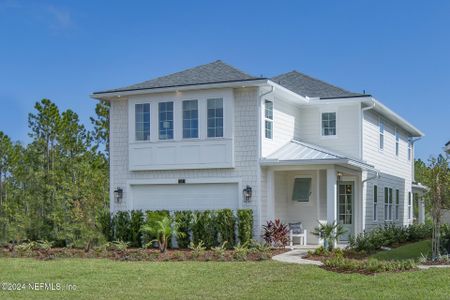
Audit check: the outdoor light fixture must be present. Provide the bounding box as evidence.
[114,187,123,203]
[243,185,252,202]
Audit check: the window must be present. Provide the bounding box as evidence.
[264,100,273,139]
[322,112,336,136]
[292,177,311,202]
[384,187,393,221]
[158,102,174,140]
[183,100,198,139]
[379,118,384,150]
[207,98,224,138]
[373,185,378,221]
[395,128,399,156]
[395,189,400,220]
[135,103,150,141]
[408,192,412,219]
[408,141,412,161]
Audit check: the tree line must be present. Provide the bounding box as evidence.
[0,99,110,249]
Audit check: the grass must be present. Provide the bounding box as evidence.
[370,240,431,261]
[1,258,450,299]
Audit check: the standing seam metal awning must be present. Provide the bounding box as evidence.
[261,140,375,170]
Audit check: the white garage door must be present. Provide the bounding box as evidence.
[131,183,239,211]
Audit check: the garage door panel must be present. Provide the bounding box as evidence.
[131,183,239,211]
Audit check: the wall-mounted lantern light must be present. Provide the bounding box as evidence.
[114,187,123,203]
[243,185,252,202]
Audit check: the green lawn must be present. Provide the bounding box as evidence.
[370,240,431,261]
[1,258,450,299]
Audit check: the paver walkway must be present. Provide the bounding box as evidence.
[272,249,323,265]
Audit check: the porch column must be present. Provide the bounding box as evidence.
[418,196,425,224]
[326,168,337,224]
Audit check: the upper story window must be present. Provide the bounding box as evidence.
[321,112,336,136]
[264,100,273,139]
[183,100,198,139]
[379,118,384,150]
[395,128,400,156]
[407,141,412,161]
[158,102,174,140]
[207,98,223,138]
[135,103,150,141]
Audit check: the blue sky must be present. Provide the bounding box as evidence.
[0,0,448,160]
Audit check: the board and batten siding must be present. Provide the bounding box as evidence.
[362,109,414,229]
[109,87,262,235]
[297,103,362,159]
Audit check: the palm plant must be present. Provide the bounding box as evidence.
[312,221,346,251]
[141,217,185,253]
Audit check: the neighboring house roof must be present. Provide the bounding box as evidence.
[261,139,374,170]
[271,71,364,99]
[93,60,263,94]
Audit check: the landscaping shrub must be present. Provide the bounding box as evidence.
[98,209,113,242]
[324,256,416,274]
[143,210,170,247]
[441,224,450,254]
[174,211,192,248]
[237,209,253,245]
[130,210,144,247]
[192,210,217,249]
[262,219,289,248]
[216,209,235,248]
[113,211,131,242]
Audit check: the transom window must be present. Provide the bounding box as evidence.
[379,118,384,150]
[183,100,198,139]
[373,185,378,221]
[265,100,273,139]
[135,103,150,141]
[292,177,311,202]
[158,102,174,140]
[395,128,400,156]
[207,98,223,138]
[321,112,336,136]
[384,187,393,221]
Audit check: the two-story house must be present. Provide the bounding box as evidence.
[92,60,424,244]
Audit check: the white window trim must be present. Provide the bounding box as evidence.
[158,101,174,141]
[264,99,273,140]
[379,117,384,151]
[320,111,338,138]
[373,185,378,221]
[408,192,412,220]
[206,98,224,139]
[182,99,200,140]
[135,102,151,142]
[395,189,400,220]
[384,187,393,221]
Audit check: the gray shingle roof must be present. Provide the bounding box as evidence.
[93,60,262,94]
[271,71,364,99]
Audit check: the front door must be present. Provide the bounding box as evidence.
[338,182,354,241]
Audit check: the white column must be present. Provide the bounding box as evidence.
[326,168,337,224]
[267,169,275,221]
[418,196,425,224]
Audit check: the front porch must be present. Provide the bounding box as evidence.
[261,140,375,246]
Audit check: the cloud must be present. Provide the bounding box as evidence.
[46,5,72,29]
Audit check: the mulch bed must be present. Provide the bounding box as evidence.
[0,246,288,262]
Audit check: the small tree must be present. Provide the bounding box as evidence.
[424,155,450,260]
[312,221,346,251]
[141,217,185,253]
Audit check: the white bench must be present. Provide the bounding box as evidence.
[289,222,307,249]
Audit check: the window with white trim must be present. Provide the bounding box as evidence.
[395,189,400,220]
[379,118,384,150]
[207,98,223,138]
[395,128,399,156]
[292,177,312,202]
[182,100,198,139]
[264,100,273,139]
[135,103,150,141]
[384,187,392,221]
[321,112,336,136]
[158,102,174,140]
[408,192,412,219]
[408,141,412,161]
[373,185,378,221]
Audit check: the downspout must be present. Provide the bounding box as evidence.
[256,84,274,240]
[360,99,376,161]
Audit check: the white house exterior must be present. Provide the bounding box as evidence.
[92,61,424,244]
